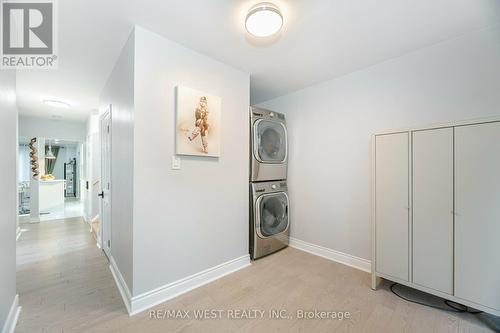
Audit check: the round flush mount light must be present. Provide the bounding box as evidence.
[245,3,283,37]
[43,99,70,108]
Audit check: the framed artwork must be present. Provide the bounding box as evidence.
[176,86,221,157]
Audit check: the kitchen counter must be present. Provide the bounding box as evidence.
[39,180,66,213]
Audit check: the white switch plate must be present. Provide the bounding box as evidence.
[172,155,181,170]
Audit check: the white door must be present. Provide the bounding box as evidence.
[412,128,453,294]
[375,132,410,281]
[455,122,500,311]
[100,107,112,256]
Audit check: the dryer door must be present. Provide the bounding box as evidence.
[256,192,289,238]
[254,119,287,163]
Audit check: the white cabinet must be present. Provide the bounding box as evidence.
[454,122,500,311]
[412,128,454,294]
[375,133,409,282]
[373,119,500,317]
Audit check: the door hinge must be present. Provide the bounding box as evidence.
[107,125,110,133]
[108,240,111,248]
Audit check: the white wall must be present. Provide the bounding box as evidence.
[260,26,500,261]
[18,145,30,182]
[18,115,86,142]
[100,31,135,292]
[0,71,18,330]
[84,114,101,222]
[132,26,250,295]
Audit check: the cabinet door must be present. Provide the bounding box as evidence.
[375,133,409,281]
[455,122,500,311]
[412,128,453,294]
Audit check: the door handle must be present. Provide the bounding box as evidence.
[98,191,104,198]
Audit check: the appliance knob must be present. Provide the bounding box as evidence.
[271,184,277,189]
[270,112,274,117]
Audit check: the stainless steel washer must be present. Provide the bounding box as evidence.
[250,107,288,182]
[250,180,290,259]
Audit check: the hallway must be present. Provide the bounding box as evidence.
[16,218,124,332]
[14,218,499,332]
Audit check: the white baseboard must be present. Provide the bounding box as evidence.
[116,255,250,316]
[109,255,132,314]
[2,294,21,333]
[289,237,371,273]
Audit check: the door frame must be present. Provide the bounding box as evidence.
[100,106,112,255]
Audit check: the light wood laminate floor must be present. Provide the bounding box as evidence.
[16,218,499,332]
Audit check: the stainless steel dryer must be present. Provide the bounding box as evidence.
[250,107,288,182]
[250,180,290,259]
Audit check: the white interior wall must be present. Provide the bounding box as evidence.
[18,145,30,182]
[132,26,250,295]
[0,71,18,331]
[84,114,101,222]
[100,30,135,292]
[260,25,500,261]
[18,116,86,142]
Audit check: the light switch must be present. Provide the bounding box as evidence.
[172,155,181,170]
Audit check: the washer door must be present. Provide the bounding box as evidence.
[256,192,289,238]
[253,119,287,163]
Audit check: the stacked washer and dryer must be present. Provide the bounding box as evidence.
[249,107,290,260]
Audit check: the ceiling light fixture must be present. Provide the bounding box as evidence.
[245,3,283,37]
[43,99,70,108]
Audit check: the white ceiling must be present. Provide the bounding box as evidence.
[17,0,500,122]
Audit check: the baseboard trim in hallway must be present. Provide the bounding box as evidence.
[289,237,371,273]
[109,255,133,314]
[110,254,251,316]
[2,294,21,333]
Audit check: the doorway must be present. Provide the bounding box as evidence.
[100,106,112,256]
[18,137,85,223]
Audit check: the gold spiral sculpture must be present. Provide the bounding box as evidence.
[28,138,39,179]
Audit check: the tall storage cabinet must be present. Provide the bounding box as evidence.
[375,133,409,282]
[372,118,500,317]
[454,122,500,311]
[412,128,454,295]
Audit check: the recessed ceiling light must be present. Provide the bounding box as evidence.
[43,99,70,108]
[245,3,283,37]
